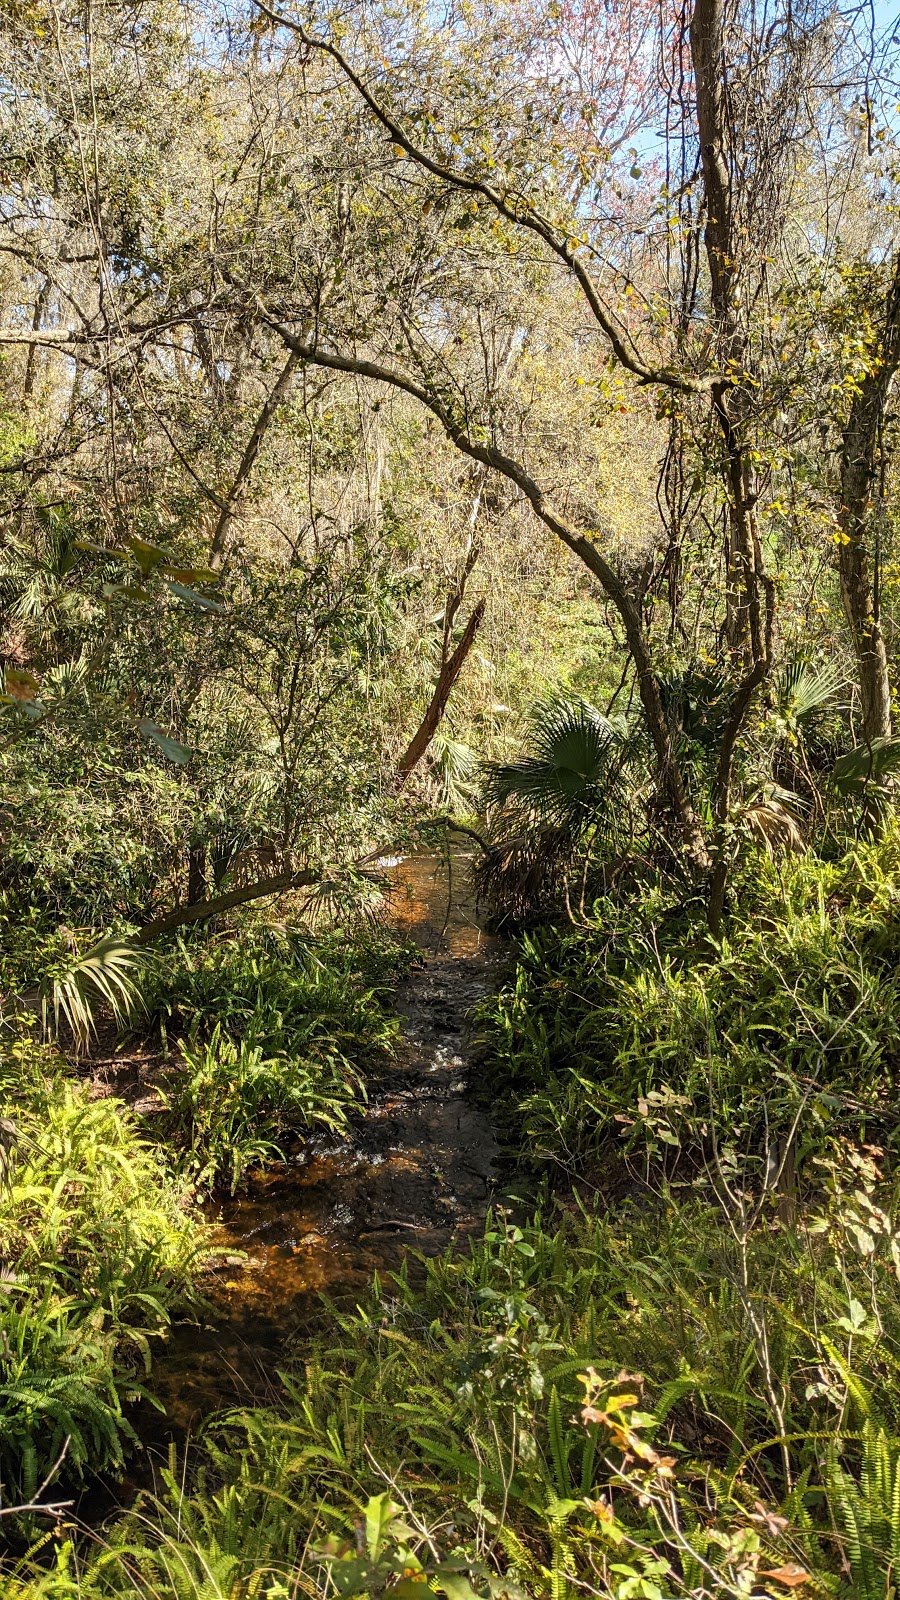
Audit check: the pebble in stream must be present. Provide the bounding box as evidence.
[100,851,499,1487]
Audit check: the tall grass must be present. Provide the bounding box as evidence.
[16,1187,900,1597]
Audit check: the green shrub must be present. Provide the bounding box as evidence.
[0,1035,204,1498]
[139,929,410,1191]
[162,1023,362,1192]
[479,831,900,1178]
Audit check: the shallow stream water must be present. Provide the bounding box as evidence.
[85,849,499,1509]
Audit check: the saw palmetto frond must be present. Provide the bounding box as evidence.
[40,936,149,1052]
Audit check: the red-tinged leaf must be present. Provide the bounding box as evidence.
[760,1565,810,1587]
[584,1497,616,1524]
[750,1502,790,1536]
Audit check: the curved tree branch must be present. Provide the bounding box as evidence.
[136,868,321,943]
[265,321,708,864]
[253,0,715,398]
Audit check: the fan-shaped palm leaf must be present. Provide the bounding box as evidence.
[831,736,900,795]
[775,658,845,733]
[476,699,639,920]
[430,734,480,810]
[658,669,729,749]
[830,736,900,823]
[484,699,629,833]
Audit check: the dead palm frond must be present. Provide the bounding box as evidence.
[740,784,807,857]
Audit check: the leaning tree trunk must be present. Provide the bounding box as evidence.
[398,476,487,787]
[398,599,486,783]
[837,249,900,742]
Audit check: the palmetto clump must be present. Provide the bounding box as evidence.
[475,698,640,921]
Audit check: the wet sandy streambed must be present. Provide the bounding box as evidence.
[91,849,499,1500]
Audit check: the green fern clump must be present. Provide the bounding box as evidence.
[478,828,900,1176]
[139,928,403,1064]
[162,1022,363,1192]
[0,1035,205,1500]
[135,929,406,1192]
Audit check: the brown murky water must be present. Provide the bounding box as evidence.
[88,850,499,1504]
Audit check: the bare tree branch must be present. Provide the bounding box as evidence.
[265,321,709,864]
[253,0,717,397]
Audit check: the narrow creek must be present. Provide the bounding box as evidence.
[85,848,499,1513]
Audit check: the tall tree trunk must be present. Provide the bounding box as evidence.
[187,843,207,906]
[691,0,761,666]
[691,0,777,923]
[23,279,50,403]
[837,250,900,742]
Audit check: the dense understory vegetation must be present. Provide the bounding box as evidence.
[481,833,900,1180]
[0,1038,201,1501]
[4,0,900,1591]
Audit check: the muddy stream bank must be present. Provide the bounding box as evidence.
[84,850,500,1515]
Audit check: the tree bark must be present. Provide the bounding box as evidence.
[691,0,769,673]
[691,0,779,922]
[398,598,486,783]
[837,250,900,742]
[187,843,207,906]
[137,868,320,943]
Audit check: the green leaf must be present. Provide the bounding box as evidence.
[102,582,151,603]
[164,579,225,612]
[75,538,130,560]
[365,1492,400,1560]
[127,535,171,574]
[139,719,191,763]
[831,737,900,794]
[329,1558,373,1596]
[163,565,221,585]
[433,1572,482,1600]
